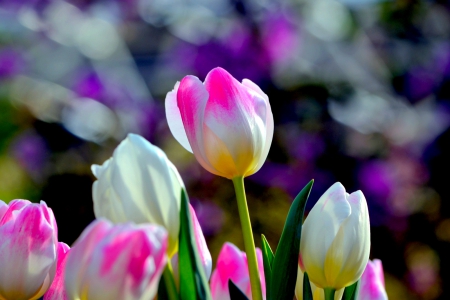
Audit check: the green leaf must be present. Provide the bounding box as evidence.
[342,280,359,300]
[179,189,212,300]
[157,265,179,300]
[269,180,314,300]
[302,272,313,300]
[229,280,250,300]
[261,234,274,300]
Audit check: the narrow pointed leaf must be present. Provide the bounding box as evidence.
[261,234,274,300]
[229,280,250,300]
[158,266,179,300]
[342,280,359,300]
[303,272,313,300]
[269,180,314,300]
[179,189,212,300]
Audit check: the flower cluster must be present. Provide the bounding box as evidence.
[0,68,387,300]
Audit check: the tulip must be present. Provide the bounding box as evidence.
[0,199,58,300]
[358,259,388,300]
[300,183,370,294]
[210,242,266,300]
[64,219,168,300]
[92,133,183,256]
[44,243,70,300]
[165,67,274,179]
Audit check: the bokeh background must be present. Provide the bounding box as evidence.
[1,0,449,298]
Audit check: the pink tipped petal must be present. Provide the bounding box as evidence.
[44,243,70,300]
[177,75,223,177]
[189,204,212,279]
[0,201,58,300]
[165,81,193,152]
[0,201,7,220]
[210,242,265,300]
[358,260,388,300]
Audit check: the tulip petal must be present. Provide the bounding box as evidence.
[165,81,193,152]
[241,79,274,174]
[324,191,370,289]
[300,183,351,288]
[0,200,7,220]
[189,204,212,279]
[358,260,388,300]
[177,75,222,177]
[44,243,70,300]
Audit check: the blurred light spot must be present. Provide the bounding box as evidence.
[61,98,117,143]
[305,0,352,41]
[10,76,72,122]
[17,6,43,31]
[168,6,218,45]
[75,18,120,59]
[44,1,83,46]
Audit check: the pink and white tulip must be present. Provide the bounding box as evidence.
[0,199,58,300]
[210,242,266,300]
[300,183,370,290]
[165,67,274,179]
[64,219,168,300]
[44,242,70,300]
[358,259,388,300]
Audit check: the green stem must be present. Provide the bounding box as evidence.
[324,288,336,300]
[232,176,263,300]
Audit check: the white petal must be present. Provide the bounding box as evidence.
[165,82,193,152]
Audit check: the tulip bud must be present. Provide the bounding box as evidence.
[210,242,266,300]
[358,259,388,300]
[165,67,274,179]
[0,199,58,300]
[44,242,70,300]
[295,267,344,300]
[64,219,168,300]
[92,133,183,256]
[300,183,370,290]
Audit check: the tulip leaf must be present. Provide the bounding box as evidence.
[302,272,313,300]
[342,280,359,300]
[179,189,212,300]
[158,265,179,300]
[261,234,274,300]
[229,280,250,300]
[269,180,314,300]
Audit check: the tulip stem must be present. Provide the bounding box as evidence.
[324,288,336,300]
[161,261,179,300]
[232,176,263,300]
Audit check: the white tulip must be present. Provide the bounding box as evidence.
[300,182,370,291]
[91,133,183,256]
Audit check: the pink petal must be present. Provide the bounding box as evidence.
[210,242,266,300]
[165,81,193,152]
[358,259,388,300]
[44,243,70,300]
[0,201,7,221]
[189,204,212,279]
[177,75,222,177]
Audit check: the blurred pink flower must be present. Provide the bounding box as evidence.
[358,259,388,300]
[165,67,274,179]
[64,219,168,300]
[210,242,266,300]
[44,242,70,300]
[0,199,58,300]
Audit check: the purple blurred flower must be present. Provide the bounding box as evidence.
[0,48,25,79]
[190,199,225,237]
[358,160,394,201]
